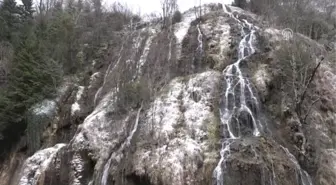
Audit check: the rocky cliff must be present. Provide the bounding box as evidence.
[0,3,335,185]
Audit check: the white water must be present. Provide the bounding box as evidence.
[101,104,143,185]
[270,159,277,185]
[174,9,197,59]
[213,5,313,185]
[213,140,233,185]
[93,42,125,106]
[93,26,142,106]
[136,28,156,78]
[196,24,203,54]
[71,86,84,115]
[220,5,261,138]
[213,5,263,184]
[193,23,204,71]
[280,146,313,185]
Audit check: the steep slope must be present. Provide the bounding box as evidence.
[1,3,335,185]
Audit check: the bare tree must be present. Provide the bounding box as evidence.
[246,0,335,42]
[160,0,177,27]
[275,39,324,124]
[193,0,202,19]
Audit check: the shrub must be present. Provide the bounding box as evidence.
[273,39,322,123]
[116,79,150,111]
[172,10,182,24]
[233,0,248,9]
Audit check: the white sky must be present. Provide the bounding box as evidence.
[110,0,234,15]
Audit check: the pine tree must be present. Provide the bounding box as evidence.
[0,0,21,43]
[20,0,34,18]
[0,29,62,146]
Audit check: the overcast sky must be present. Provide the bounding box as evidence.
[110,0,234,15]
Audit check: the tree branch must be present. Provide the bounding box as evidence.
[302,97,320,124]
[297,57,323,107]
[296,57,323,122]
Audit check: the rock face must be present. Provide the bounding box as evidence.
[1,3,335,185]
[131,71,221,185]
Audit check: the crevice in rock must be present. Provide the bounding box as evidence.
[126,174,154,185]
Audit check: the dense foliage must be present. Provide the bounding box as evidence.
[0,0,135,158]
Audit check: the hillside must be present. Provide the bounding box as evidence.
[0,2,335,185]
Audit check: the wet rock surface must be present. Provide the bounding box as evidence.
[1,3,335,185]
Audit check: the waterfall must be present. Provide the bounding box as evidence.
[101,103,143,185]
[220,5,262,138]
[93,42,125,106]
[281,146,313,185]
[93,25,142,106]
[270,159,277,185]
[136,28,156,78]
[213,5,264,184]
[213,140,233,185]
[174,9,196,59]
[193,23,204,72]
[213,5,313,185]
[196,24,203,54]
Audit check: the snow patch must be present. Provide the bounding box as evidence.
[201,16,231,64]
[71,90,119,159]
[253,65,270,95]
[137,28,156,77]
[70,153,85,185]
[134,71,221,185]
[89,72,101,89]
[71,86,85,116]
[183,71,219,140]
[146,79,185,138]
[264,28,283,42]
[32,99,56,117]
[174,9,196,58]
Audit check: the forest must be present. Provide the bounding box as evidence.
[0,0,138,158]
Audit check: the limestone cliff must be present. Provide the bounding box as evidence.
[0,3,335,185]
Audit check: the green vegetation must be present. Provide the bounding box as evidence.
[0,0,136,158]
[116,79,151,112]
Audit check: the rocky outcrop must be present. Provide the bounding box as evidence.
[131,71,221,185]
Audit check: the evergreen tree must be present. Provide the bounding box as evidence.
[0,0,136,157]
[46,10,78,73]
[8,30,61,113]
[20,0,34,18]
[0,0,21,44]
[0,29,62,153]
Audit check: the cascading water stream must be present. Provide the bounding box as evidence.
[270,159,277,185]
[93,43,125,106]
[135,28,156,78]
[280,146,313,185]
[213,5,314,185]
[213,5,264,185]
[93,26,141,106]
[193,24,203,72]
[101,103,143,185]
[196,24,203,54]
